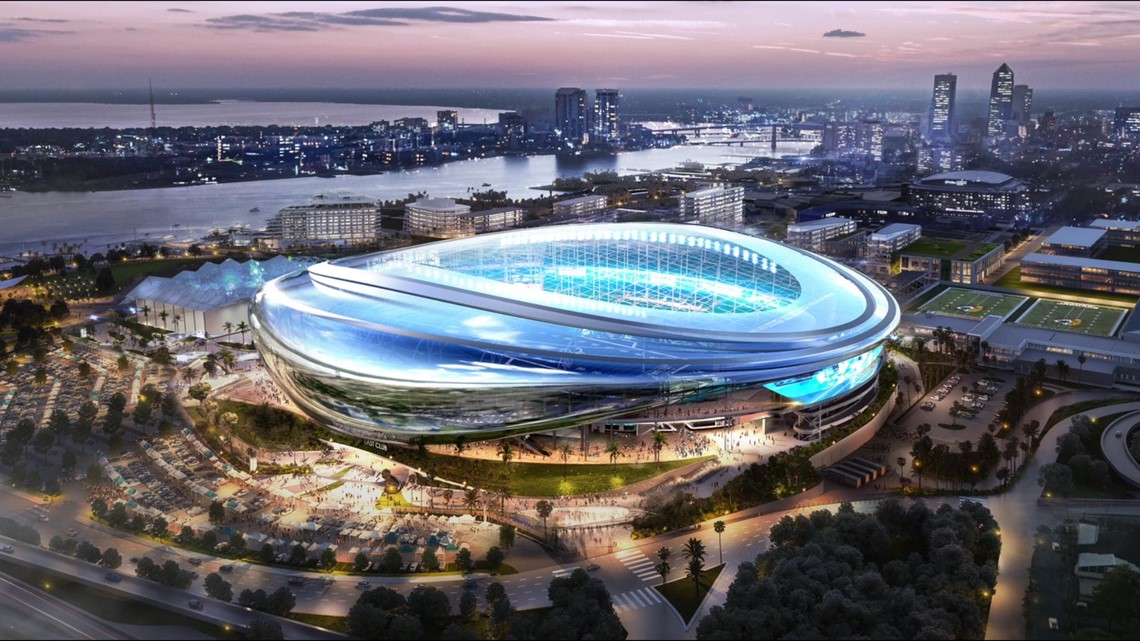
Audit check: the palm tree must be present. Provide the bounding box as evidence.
[713,521,725,565]
[223,321,234,337]
[172,314,182,333]
[1078,353,1087,383]
[236,321,250,344]
[140,304,151,325]
[158,310,169,327]
[606,440,622,468]
[1056,359,1069,382]
[497,487,513,514]
[652,430,668,464]
[462,488,481,513]
[442,488,454,507]
[682,537,706,597]
[535,499,554,539]
[558,443,573,478]
[497,440,515,468]
[897,456,906,479]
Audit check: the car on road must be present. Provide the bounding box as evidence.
[219,564,234,573]
[1116,431,1123,438]
[1,545,15,554]
[66,527,78,537]
[463,579,478,590]
[105,572,122,583]
[586,563,601,571]
[288,576,305,586]
[921,402,935,411]
[188,557,203,566]
[188,599,203,611]
[356,580,371,589]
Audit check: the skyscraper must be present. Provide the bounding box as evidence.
[554,87,588,147]
[1012,84,1033,128]
[592,88,620,143]
[928,73,957,142]
[987,63,1014,138]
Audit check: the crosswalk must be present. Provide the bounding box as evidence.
[615,548,659,582]
[612,586,664,612]
[551,565,580,578]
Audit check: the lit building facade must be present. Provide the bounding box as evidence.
[1089,219,1140,248]
[786,217,857,253]
[1039,226,1108,258]
[1021,253,1140,295]
[553,194,608,218]
[250,224,900,441]
[907,170,1031,221]
[929,73,957,142]
[680,186,744,228]
[403,198,520,239]
[266,197,382,247]
[987,63,1014,137]
[555,87,588,147]
[592,89,620,143]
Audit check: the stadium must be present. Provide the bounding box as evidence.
[250,223,900,442]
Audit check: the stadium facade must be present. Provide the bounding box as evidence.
[250,224,899,442]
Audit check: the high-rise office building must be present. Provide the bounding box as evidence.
[592,88,620,143]
[555,87,588,147]
[1115,107,1140,139]
[436,110,458,132]
[1012,85,1033,128]
[928,73,957,142]
[987,63,1014,137]
[860,119,884,162]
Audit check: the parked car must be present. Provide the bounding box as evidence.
[188,599,203,611]
[586,563,601,571]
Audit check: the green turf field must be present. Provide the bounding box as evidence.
[1013,298,1126,337]
[916,287,1029,320]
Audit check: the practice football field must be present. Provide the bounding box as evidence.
[1013,298,1126,337]
[917,288,1029,320]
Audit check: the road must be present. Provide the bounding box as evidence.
[1099,410,1140,489]
[983,224,1058,286]
[0,568,129,640]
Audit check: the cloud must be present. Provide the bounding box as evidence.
[15,17,71,23]
[568,18,723,29]
[0,27,53,42]
[583,30,694,41]
[204,6,553,32]
[823,28,865,38]
[751,45,787,50]
[824,51,859,58]
[167,7,192,12]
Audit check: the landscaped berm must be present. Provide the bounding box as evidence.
[1012,298,1127,337]
[917,287,1028,321]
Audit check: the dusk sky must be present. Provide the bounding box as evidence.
[4,1,1140,92]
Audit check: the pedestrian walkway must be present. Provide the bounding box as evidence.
[612,586,665,612]
[615,548,659,582]
[551,564,581,577]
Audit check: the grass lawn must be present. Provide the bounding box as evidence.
[380,445,714,497]
[0,558,241,638]
[654,564,724,624]
[1013,298,1126,337]
[917,287,1028,320]
[994,265,1140,306]
[109,257,211,291]
[288,612,350,635]
[903,238,971,258]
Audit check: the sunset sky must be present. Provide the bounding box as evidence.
[3,1,1140,92]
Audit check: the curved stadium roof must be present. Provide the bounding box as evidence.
[251,223,899,437]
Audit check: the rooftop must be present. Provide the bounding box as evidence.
[407,198,470,213]
[920,170,1015,186]
[555,194,608,206]
[1090,218,1140,232]
[1044,226,1107,249]
[126,256,320,312]
[1023,252,1140,273]
[870,223,921,241]
[788,217,854,232]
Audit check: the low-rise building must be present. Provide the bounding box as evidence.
[1039,226,1107,258]
[865,223,922,276]
[786,217,857,254]
[266,196,382,247]
[402,198,523,239]
[1089,218,1140,248]
[1021,253,1140,296]
[552,194,608,219]
[1076,553,1140,598]
[680,186,744,228]
[900,239,1005,285]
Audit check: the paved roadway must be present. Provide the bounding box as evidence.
[0,568,129,640]
[1099,410,1140,489]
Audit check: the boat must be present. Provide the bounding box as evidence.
[481,183,491,187]
[250,207,260,213]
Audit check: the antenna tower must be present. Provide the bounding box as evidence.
[148,80,157,130]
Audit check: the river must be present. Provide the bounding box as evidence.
[0,143,814,257]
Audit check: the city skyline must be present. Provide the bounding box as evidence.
[3,1,1140,92]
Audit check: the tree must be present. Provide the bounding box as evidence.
[682,537,707,596]
[455,548,473,574]
[289,542,307,566]
[408,585,451,630]
[188,381,211,412]
[235,321,250,344]
[33,428,55,463]
[497,440,515,467]
[459,590,478,620]
[655,558,672,585]
[713,520,726,565]
[653,430,668,464]
[1090,564,1140,630]
[263,586,296,616]
[49,408,70,444]
[499,524,515,551]
[101,547,122,569]
[208,499,225,524]
[1078,353,1087,382]
[606,440,622,468]
[204,572,233,602]
[94,267,115,292]
[485,545,505,572]
[462,487,481,514]
[76,540,102,564]
[1056,359,1070,382]
[320,545,337,569]
[897,456,907,480]
[536,499,554,539]
[420,548,440,573]
[108,502,129,528]
[353,552,370,572]
[150,516,169,539]
[1039,463,1075,497]
[239,588,267,610]
[258,543,275,564]
[559,443,573,477]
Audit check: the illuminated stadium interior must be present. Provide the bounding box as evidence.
[251,223,899,441]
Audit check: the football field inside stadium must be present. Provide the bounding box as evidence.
[917,287,1029,321]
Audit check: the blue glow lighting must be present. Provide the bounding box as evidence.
[763,345,883,406]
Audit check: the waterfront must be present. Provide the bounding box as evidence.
[0,142,813,256]
[0,101,506,129]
